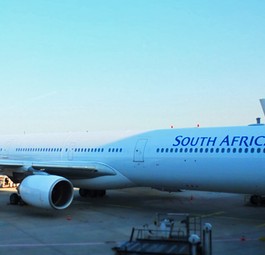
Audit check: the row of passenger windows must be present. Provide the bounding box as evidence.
[68,148,123,153]
[156,147,265,154]
[69,148,104,153]
[14,147,123,153]
[16,148,63,152]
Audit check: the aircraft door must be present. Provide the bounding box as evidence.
[67,143,75,161]
[133,139,148,162]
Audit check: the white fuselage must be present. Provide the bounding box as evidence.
[0,125,265,196]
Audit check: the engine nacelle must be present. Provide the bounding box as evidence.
[19,175,74,210]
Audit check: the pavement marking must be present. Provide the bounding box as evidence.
[256,223,265,228]
[0,241,118,248]
[213,238,259,243]
[200,211,225,218]
[107,204,134,209]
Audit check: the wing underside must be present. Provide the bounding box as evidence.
[0,160,116,179]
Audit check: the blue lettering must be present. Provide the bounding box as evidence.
[219,135,230,146]
[174,134,265,148]
[239,136,249,147]
[255,136,265,146]
[207,137,217,146]
[231,136,240,146]
[249,136,254,146]
[200,137,208,146]
[182,137,191,146]
[173,135,183,146]
[190,137,200,146]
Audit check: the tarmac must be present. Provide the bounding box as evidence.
[0,187,265,255]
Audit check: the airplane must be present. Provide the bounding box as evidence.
[0,99,265,210]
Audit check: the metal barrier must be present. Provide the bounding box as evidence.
[113,213,212,255]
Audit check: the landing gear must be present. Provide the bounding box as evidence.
[10,193,20,205]
[249,195,264,206]
[9,193,26,206]
[79,189,106,198]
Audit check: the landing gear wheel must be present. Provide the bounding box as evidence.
[79,189,106,198]
[97,190,106,197]
[10,193,20,205]
[87,190,97,198]
[250,195,262,206]
[79,188,89,197]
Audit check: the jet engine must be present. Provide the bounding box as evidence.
[19,175,74,210]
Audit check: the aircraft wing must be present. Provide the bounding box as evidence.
[31,161,116,179]
[0,160,24,168]
[0,160,116,179]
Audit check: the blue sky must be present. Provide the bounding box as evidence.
[0,0,264,134]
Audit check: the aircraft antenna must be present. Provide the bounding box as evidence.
[260,98,265,117]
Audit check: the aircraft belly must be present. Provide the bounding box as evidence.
[126,157,265,194]
[70,170,136,189]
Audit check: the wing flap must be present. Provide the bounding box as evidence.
[0,160,116,179]
[31,161,116,179]
[0,160,24,168]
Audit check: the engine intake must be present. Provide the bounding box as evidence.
[19,175,74,210]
